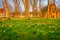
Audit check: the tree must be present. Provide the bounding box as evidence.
[22,0,30,19]
[4,0,10,18]
[13,0,20,18]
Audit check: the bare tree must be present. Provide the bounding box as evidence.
[39,0,43,18]
[4,0,10,18]
[13,0,20,18]
[22,0,30,19]
[30,0,38,18]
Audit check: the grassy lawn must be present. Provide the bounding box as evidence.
[0,18,60,40]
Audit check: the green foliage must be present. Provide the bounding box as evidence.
[0,18,60,40]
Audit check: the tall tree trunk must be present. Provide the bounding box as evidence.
[13,0,20,18]
[4,0,10,18]
[39,0,43,18]
[22,0,30,19]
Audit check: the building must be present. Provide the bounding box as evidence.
[0,8,4,17]
[45,0,60,18]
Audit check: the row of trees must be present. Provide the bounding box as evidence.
[3,0,57,18]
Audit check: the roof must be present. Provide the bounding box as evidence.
[0,8,4,13]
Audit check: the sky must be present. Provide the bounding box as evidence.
[0,0,60,12]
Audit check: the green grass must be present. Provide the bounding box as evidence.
[0,18,60,40]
